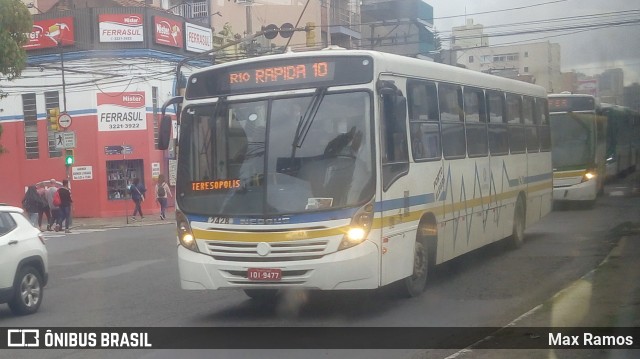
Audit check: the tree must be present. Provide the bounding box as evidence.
[0,0,32,154]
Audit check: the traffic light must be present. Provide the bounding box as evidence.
[305,22,315,47]
[64,149,74,166]
[48,107,60,131]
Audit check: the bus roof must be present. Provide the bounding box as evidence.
[189,47,548,98]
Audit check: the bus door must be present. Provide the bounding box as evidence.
[377,77,415,286]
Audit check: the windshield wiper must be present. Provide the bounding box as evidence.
[291,87,327,157]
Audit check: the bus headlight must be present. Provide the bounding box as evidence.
[581,171,596,182]
[338,201,374,251]
[176,210,198,252]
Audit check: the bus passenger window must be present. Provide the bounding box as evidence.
[536,98,551,151]
[464,87,488,157]
[487,90,509,155]
[507,94,525,154]
[407,80,441,161]
[523,96,539,152]
[439,83,465,159]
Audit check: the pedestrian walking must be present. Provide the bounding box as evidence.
[37,183,51,231]
[45,179,60,231]
[130,177,146,221]
[155,174,172,220]
[22,185,44,227]
[56,179,73,233]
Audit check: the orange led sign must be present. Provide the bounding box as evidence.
[192,179,241,191]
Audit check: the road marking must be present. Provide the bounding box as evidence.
[42,228,111,238]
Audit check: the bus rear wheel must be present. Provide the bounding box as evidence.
[397,239,429,298]
[509,197,526,249]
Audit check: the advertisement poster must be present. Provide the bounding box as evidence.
[185,22,213,53]
[154,16,183,48]
[97,92,147,132]
[99,14,144,42]
[23,17,75,50]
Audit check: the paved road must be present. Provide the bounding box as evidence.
[1,175,638,359]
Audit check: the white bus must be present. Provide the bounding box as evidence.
[549,94,606,204]
[158,48,552,300]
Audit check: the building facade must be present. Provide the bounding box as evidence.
[1,5,214,217]
[360,0,436,58]
[454,41,562,93]
[451,19,488,50]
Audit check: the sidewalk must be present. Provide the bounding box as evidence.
[70,209,176,229]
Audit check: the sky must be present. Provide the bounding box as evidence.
[427,0,640,85]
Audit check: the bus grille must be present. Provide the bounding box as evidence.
[205,239,330,262]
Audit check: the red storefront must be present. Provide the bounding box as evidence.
[0,7,212,217]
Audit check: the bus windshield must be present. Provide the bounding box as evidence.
[176,91,374,216]
[550,112,595,169]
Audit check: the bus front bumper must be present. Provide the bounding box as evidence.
[553,179,597,201]
[178,241,380,291]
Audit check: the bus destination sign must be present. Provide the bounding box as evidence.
[228,61,334,89]
[186,55,373,99]
[549,96,595,112]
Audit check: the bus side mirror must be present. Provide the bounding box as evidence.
[158,96,184,150]
[158,115,172,150]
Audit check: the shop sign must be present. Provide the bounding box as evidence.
[152,162,160,178]
[104,145,133,155]
[99,14,144,42]
[185,22,212,53]
[72,166,93,180]
[24,17,75,50]
[97,92,146,132]
[154,16,183,48]
[168,159,177,186]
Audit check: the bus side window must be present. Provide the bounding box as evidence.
[487,90,508,155]
[407,80,441,161]
[507,94,526,154]
[523,96,539,153]
[537,98,551,151]
[464,87,488,157]
[439,83,466,159]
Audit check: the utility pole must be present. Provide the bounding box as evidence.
[59,42,68,112]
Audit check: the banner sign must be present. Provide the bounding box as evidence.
[97,92,146,132]
[24,17,75,50]
[185,22,212,53]
[99,14,144,42]
[1,327,639,349]
[153,16,183,48]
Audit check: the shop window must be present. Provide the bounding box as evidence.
[45,91,62,158]
[22,93,39,159]
[106,159,144,200]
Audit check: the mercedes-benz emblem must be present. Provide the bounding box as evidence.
[256,242,271,256]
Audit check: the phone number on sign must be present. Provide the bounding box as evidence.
[108,123,141,129]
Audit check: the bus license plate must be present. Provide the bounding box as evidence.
[247,268,282,281]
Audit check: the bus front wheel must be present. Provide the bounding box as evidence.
[396,239,429,298]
